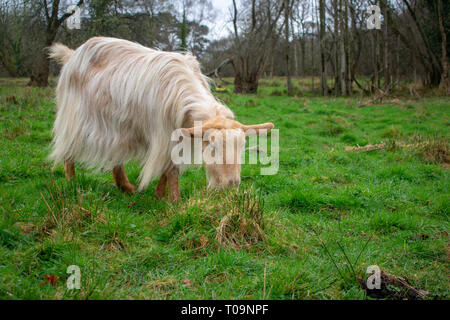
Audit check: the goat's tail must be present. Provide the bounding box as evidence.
[48,43,74,65]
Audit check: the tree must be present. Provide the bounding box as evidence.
[292,0,309,78]
[332,0,340,94]
[318,0,327,95]
[28,0,84,87]
[437,0,449,94]
[230,0,284,93]
[347,0,364,92]
[382,0,390,91]
[338,0,346,95]
[381,0,443,87]
[0,0,32,77]
[178,5,188,51]
[284,0,292,95]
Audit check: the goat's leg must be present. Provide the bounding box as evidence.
[112,165,135,194]
[166,167,180,202]
[154,173,168,199]
[64,160,76,181]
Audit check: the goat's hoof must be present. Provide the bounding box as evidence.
[155,191,166,199]
[168,194,180,202]
[120,183,135,194]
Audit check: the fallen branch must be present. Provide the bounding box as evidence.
[346,138,449,168]
[357,81,398,107]
[206,58,232,85]
[352,76,370,94]
[345,143,386,152]
[361,270,429,300]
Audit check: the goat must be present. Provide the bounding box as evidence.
[49,37,273,200]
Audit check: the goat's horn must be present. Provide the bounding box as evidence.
[241,122,274,135]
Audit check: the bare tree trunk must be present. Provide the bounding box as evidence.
[301,38,306,77]
[396,34,400,83]
[373,30,381,91]
[333,0,340,95]
[311,0,316,91]
[284,0,292,95]
[270,52,275,78]
[0,50,19,77]
[233,67,259,94]
[437,0,449,94]
[293,38,298,77]
[344,0,351,95]
[413,54,417,84]
[292,20,298,77]
[348,1,363,91]
[339,0,346,95]
[28,32,53,87]
[383,2,390,92]
[311,43,314,90]
[319,0,327,96]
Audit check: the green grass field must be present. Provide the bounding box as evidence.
[0,77,449,299]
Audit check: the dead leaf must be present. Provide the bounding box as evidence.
[41,274,59,286]
[183,279,192,287]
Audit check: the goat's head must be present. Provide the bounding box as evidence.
[182,116,274,189]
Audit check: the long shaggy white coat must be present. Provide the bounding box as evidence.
[49,37,233,190]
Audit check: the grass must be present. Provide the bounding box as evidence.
[0,77,449,299]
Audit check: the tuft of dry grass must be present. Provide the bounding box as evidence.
[387,134,449,166]
[421,138,449,166]
[5,95,19,105]
[3,118,28,139]
[38,175,104,237]
[216,187,266,249]
[103,231,126,251]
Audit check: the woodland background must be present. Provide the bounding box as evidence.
[0,0,449,95]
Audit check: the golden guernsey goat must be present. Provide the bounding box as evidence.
[49,37,273,201]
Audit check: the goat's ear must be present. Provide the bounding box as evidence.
[181,127,203,137]
[243,122,274,136]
